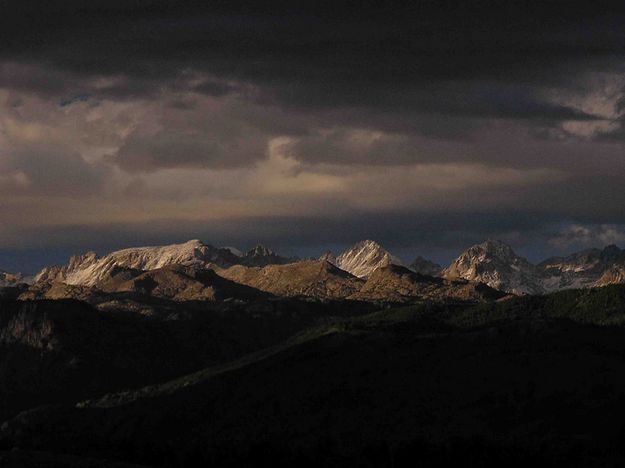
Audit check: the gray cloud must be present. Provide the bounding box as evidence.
[0,2,624,269]
[1,3,622,120]
[550,224,625,249]
[0,145,106,196]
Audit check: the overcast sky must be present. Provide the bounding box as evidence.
[1,1,625,271]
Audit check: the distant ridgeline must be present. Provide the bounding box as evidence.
[2,239,625,303]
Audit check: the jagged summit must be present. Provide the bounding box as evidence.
[443,239,543,295]
[33,240,296,287]
[35,240,243,287]
[17,238,625,298]
[477,239,516,254]
[247,244,274,257]
[443,240,625,295]
[242,244,295,267]
[539,244,625,290]
[333,240,402,278]
[540,244,625,273]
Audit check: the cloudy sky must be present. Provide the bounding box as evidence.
[1,1,625,271]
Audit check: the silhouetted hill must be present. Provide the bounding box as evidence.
[0,297,376,422]
[6,285,625,466]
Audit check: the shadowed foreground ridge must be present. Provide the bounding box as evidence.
[3,286,625,466]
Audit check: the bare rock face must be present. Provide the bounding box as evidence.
[98,265,269,301]
[26,264,269,303]
[333,240,402,278]
[28,237,625,301]
[33,240,295,288]
[35,251,99,284]
[443,241,625,295]
[594,266,625,287]
[241,245,296,267]
[539,245,625,291]
[443,240,544,295]
[351,264,506,303]
[34,240,243,287]
[217,260,364,299]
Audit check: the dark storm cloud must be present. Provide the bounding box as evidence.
[110,125,268,172]
[1,2,623,118]
[0,145,107,196]
[1,1,625,269]
[0,207,578,271]
[1,2,620,175]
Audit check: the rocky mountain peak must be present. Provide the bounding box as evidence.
[246,244,275,258]
[472,239,518,258]
[444,240,543,295]
[34,240,241,287]
[334,240,402,278]
[242,244,294,267]
[319,251,337,264]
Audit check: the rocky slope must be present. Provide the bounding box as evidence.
[23,238,512,302]
[351,264,506,303]
[444,240,625,295]
[217,260,364,299]
[99,265,269,301]
[332,240,402,278]
[539,244,625,291]
[34,240,291,287]
[443,240,544,295]
[24,265,270,303]
[241,244,296,267]
[595,265,625,286]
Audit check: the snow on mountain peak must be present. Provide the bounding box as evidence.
[35,240,238,286]
[333,240,402,278]
[443,239,543,295]
[25,237,625,296]
[33,240,297,287]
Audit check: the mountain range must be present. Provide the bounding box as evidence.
[4,240,625,466]
[443,239,625,294]
[34,240,296,287]
[4,238,625,300]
